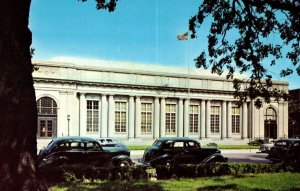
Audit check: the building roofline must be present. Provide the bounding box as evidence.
[32,59,289,86]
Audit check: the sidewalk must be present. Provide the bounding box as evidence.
[221,149,259,153]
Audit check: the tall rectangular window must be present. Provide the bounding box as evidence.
[232,107,241,133]
[210,106,220,133]
[87,100,99,132]
[141,103,152,133]
[115,102,127,133]
[166,104,176,133]
[189,105,199,133]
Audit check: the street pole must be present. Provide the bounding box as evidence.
[292,120,296,138]
[67,114,70,136]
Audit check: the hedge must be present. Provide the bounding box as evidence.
[38,162,289,183]
[156,162,287,179]
[38,164,149,183]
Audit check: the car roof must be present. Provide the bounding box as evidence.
[98,138,118,141]
[51,136,98,144]
[276,138,300,142]
[156,137,198,142]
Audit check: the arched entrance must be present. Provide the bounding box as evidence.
[37,97,57,138]
[264,107,277,139]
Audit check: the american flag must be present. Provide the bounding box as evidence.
[177,32,188,40]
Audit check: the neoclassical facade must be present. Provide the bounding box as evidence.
[33,57,289,146]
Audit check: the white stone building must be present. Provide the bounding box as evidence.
[33,57,289,146]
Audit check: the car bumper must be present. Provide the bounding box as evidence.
[138,158,153,167]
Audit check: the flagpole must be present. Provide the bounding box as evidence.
[177,31,190,138]
[155,0,158,66]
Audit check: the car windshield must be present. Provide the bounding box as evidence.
[275,141,289,147]
[46,140,53,148]
[99,138,118,143]
[153,140,162,148]
[86,141,102,151]
[186,141,200,148]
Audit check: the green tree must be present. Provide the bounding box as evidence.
[189,0,299,107]
[0,0,117,190]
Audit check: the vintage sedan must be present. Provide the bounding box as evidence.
[266,138,300,162]
[283,141,300,171]
[259,140,276,153]
[37,136,132,168]
[140,137,227,167]
[98,137,128,149]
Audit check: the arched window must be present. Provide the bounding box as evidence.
[265,107,276,120]
[37,97,57,116]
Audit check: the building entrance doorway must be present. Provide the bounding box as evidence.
[37,97,57,138]
[264,107,277,139]
[38,117,57,138]
[264,119,277,139]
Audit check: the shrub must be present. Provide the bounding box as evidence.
[38,164,150,183]
[63,171,79,183]
[155,164,172,180]
[39,162,288,182]
[247,139,264,146]
[156,162,286,179]
[206,143,218,147]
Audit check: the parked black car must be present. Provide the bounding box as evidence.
[98,137,128,149]
[282,141,300,171]
[266,138,300,162]
[259,140,277,153]
[37,136,132,168]
[140,137,227,167]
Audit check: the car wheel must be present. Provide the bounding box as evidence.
[207,158,224,164]
[156,159,173,167]
[117,159,131,167]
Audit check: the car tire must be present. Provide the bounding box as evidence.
[156,159,173,167]
[117,159,131,167]
[207,158,224,164]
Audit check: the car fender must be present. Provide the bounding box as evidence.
[202,153,228,164]
[39,154,70,168]
[148,153,173,167]
[105,155,132,167]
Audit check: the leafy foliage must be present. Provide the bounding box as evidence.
[156,162,286,179]
[206,142,219,147]
[38,164,150,183]
[189,0,299,107]
[80,0,118,12]
[247,139,265,146]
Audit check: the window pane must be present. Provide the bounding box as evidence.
[86,100,99,132]
[115,102,127,133]
[165,104,176,133]
[37,97,58,115]
[232,107,240,133]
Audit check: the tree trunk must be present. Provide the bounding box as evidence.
[0,0,46,190]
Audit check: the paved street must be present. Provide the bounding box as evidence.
[131,149,270,164]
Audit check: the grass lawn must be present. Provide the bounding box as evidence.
[128,145,259,150]
[49,172,300,191]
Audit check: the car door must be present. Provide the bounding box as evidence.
[172,141,191,164]
[85,141,107,166]
[45,141,69,166]
[66,141,86,164]
[184,141,203,163]
[270,140,290,161]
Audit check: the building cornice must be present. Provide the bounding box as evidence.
[34,78,235,96]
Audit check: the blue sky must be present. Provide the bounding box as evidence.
[30,0,299,89]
